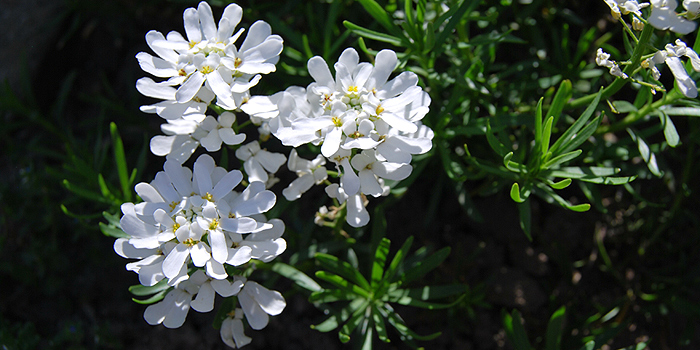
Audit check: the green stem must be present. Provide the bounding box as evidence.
[597,89,682,134]
[568,24,655,109]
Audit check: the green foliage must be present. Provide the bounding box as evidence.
[309,236,464,348]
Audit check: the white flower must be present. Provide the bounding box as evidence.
[603,0,649,20]
[199,112,247,152]
[235,141,287,183]
[238,280,286,330]
[651,40,700,98]
[596,48,628,79]
[270,48,431,157]
[649,0,697,34]
[685,0,700,18]
[350,149,412,197]
[242,218,287,262]
[136,1,283,116]
[282,149,328,201]
[143,279,199,328]
[220,308,252,348]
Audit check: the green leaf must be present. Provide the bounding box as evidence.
[129,279,169,296]
[271,262,323,292]
[385,309,442,341]
[433,0,480,55]
[510,182,526,203]
[542,149,582,169]
[556,115,602,156]
[547,178,572,190]
[399,246,451,285]
[132,290,168,305]
[542,116,554,155]
[387,284,467,302]
[372,304,390,343]
[545,306,566,350]
[534,98,544,150]
[110,122,132,202]
[62,179,114,205]
[658,111,680,147]
[627,128,662,177]
[99,221,128,238]
[517,201,532,241]
[503,309,533,350]
[339,300,371,343]
[311,298,367,332]
[315,271,371,298]
[383,236,414,284]
[549,89,602,158]
[580,341,596,350]
[548,166,620,179]
[309,289,358,303]
[503,152,527,173]
[315,253,370,290]
[356,0,402,37]
[343,21,404,47]
[372,238,391,288]
[660,106,700,116]
[546,80,572,128]
[486,119,511,157]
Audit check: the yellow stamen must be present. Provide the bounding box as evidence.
[200,66,214,74]
[332,116,343,127]
[375,105,384,115]
[202,192,214,202]
[234,57,242,68]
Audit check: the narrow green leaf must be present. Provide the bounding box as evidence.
[315,271,371,298]
[343,21,404,47]
[309,289,357,303]
[517,201,532,241]
[548,178,572,190]
[534,98,544,147]
[541,116,554,155]
[510,182,525,203]
[385,310,442,341]
[339,301,371,343]
[132,289,168,305]
[549,89,602,157]
[503,309,533,350]
[99,222,128,238]
[504,152,527,173]
[62,179,114,204]
[545,306,566,350]
[627,128,662,177]
[372,238,391,288]
[399,247,451,285]
[486,120,510,157]
[372,305,390,343]
[392,290,466,310]
[660,106,700,116]
[658,111,680,147]
[533,184,591,212]
[433,0,479,55]
[580,341,596,350]
[129,280,169,296]
[312,299,366,332]
[546,80,572,128]
[110,122,132,202]
[271,262,323,292]
[542,149,582,169]
[387,284,467,302]
[356,0,401,36]
[383,236,414,283]
[548,166,620,179]
[315,253,370,290]
[557,115,602,156]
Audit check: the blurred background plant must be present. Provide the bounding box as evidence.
[1,0,699,349]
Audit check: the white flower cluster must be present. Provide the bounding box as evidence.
[136,1,283,163]
[645,39,700,97]
[596,48,629,79]
[120,2,290,348]
[119,1,436,346]
[269,48,434,227]
[603,0,699,34]
[115,154,286,346]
